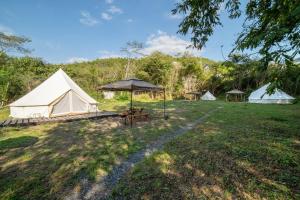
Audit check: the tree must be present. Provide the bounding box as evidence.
[172,0,300,65]
[137,52,173,96]
[0,32,31,54]
[179,55,204,93]
[121,41,144,79]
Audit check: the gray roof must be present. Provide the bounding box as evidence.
[226,89,244,94]
[186,92,202,95]
[99,78,163,91]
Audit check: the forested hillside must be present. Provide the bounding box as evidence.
[1,51,300,107]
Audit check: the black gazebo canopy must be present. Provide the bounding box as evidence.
[99,78,166,126]
[100,78,163,91]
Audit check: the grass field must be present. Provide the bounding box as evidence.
[111,102,300,199]
[0,107,9,121]
[0,100,217,200]
[0,100,299,199]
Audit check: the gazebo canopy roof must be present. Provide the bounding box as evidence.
[226,89,244,94]
[186,92,202,95]
[99,78,163,91]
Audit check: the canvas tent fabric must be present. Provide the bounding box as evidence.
[248,83,295,104]
[10,69,98,118]
[201,91,216,101]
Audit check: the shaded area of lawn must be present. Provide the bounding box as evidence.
[0,100,218,200]
[112,103,300,199]
[0,136,38,150]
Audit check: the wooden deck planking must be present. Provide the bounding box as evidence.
[3,120,11,126]
[0,112,119,128]
[0,120,5,127]
[10,119,18,126]
[17,119,23,125]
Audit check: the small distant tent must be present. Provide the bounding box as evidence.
[103,91,115,99]
[10,69,98,118]
[248,83,295,104]
[201,91,216,101]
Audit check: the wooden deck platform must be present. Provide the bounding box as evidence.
[0,111,119,128]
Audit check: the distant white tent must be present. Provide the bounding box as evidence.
[10,69,98,118]
[201,91,216,101]
[248,83,295,104]
[103,91,115,99]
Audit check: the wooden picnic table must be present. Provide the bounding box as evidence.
[121,108,150,125]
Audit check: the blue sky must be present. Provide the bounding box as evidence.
[0,0,245,63]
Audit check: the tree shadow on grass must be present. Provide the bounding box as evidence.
[111,104,300,200]
[0,101,219,200]
[0,136,38,151]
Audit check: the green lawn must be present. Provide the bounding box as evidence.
[0,107,9,121]
[1,101,299,199]
[112,102,300,199]
[0,100,217,200]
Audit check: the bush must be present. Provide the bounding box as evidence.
[115,92,129,101]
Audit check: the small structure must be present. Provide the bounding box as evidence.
[201,91,216,101]
[103,91,115,99]
[248,83,295,104]
[226,89,245,102]
[186,92,202,100]
[99,78,166,126]
[10,69,98,118]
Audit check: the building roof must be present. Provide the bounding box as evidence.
[226,89,245,94]
[186,92,202,95]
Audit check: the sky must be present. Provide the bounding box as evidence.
[0,0,246,64]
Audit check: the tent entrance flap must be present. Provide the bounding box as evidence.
[51,91,88,116]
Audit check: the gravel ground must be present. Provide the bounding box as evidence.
[65,107,221,200]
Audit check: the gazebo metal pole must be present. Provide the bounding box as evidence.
[163,88,166,119]
[130,89,133,127]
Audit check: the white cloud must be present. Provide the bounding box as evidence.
[142,30,202,56]
[67,57,89,63]
[101,12,113,20]
[107,5,123,14]
[0,24,14,35]
[98,50,124,58]
[105,0,114,4]
[79,11,99,26]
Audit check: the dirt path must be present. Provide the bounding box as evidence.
[65,107,221,200]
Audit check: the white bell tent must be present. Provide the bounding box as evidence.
[248,83,295,104]
[10,69,98,118]
[201,91,216,101]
